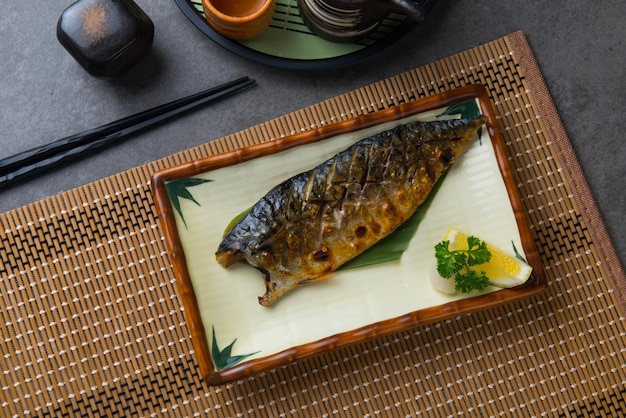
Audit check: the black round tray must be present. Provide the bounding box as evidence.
[174,0,435,70]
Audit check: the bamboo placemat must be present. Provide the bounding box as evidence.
[1,31,625,417]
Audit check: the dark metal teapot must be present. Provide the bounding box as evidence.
[299,0,437,43]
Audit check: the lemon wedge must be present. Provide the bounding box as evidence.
[443,227,533,288]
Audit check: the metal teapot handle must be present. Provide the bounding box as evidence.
[386,0,426,22]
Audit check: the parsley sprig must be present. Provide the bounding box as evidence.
[434,236,492,293]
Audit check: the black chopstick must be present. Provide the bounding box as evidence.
[0,76,255,190]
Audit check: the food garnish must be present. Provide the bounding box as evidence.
[434,235,491,293]
[432,228,533,294]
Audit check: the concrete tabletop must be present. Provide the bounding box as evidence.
[1,1,624,268]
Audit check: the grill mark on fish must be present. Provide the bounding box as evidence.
[216,115,488,306]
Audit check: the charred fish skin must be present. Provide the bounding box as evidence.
[216,115,488,306]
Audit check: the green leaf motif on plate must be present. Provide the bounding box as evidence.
[211,326,260,371]
[437,100,481,120]
[437,100,483,143]
[165,178,213,228]
[511,241,527,263]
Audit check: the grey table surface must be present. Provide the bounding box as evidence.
[1,1,624,269]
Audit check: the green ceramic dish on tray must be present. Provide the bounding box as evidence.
[174,0,437,70]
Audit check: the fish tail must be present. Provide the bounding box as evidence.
[433,114,488,135]
[258,271,334,307]
[258,270,291,306]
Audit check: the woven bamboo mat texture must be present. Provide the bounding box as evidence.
[1,31,625,417]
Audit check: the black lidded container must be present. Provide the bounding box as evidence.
[57,0,154,78]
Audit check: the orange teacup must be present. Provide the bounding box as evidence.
[202,0,274,40]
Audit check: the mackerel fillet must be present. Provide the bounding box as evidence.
[216,115,488,306]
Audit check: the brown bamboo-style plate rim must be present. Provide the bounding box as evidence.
[151,84,547,385]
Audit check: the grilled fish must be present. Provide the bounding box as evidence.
[216,115,488,306]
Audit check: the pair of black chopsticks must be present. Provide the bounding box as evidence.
[0,76,255,191]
